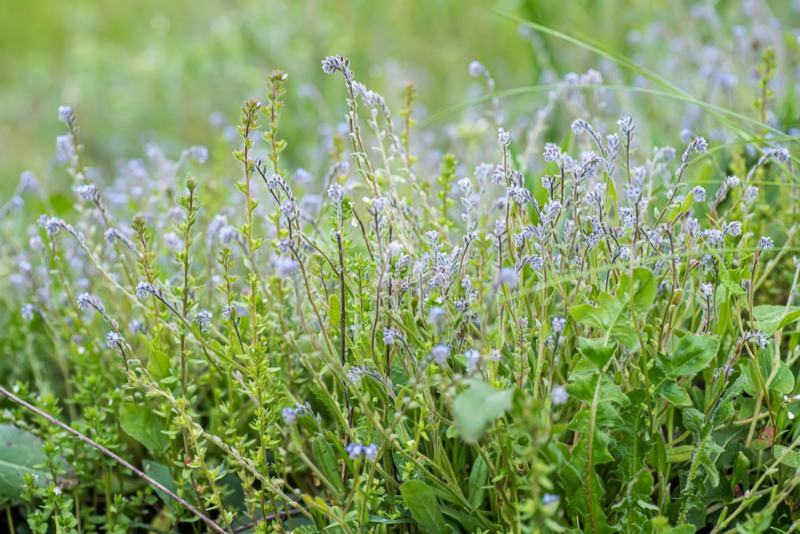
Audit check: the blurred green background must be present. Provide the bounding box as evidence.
[1,0,798,198]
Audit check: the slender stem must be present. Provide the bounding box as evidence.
[0,385,226,534]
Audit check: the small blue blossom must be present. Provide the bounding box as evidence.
[21,303,36,321]
[465,349,480,374]
[196,310,213,332]
[135,282,155,300]
[758,236,774,251]
[106,331,124,349]
[543,493,560,505]
[346,442,379,462]
[430,344,450,364]
[550,385,569,406]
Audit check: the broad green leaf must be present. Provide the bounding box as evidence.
[147,349,171,382]
[744,351,795,396]
[753,305,800,335]
[452,379,513,442]
[612,468,656,531]
[442,505,483,533]
[649,432,667,473]
[664,334,720,376]
[578,337,616,369]
[120,404,169,452]
[768,361,795,395]
[618,267,658,314]
[731,452,750,488]
[668,191,694,223]
[567,411,617,464]
[568,370,629,408]
[400,480,446,534]
[142,461,178,506]
[312,437,345,493]
[569,292,638,350]
[0,425,50,498]
[658,380,693,407]
[773,445,800,469]
[682,407,706,435]
[717,259,746,296]
[468,456,489,510]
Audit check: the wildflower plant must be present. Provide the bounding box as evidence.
[1,29,800,534]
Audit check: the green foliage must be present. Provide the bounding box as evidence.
[399,480,446,534]
[452,379,514,442]
[0,425,51,497]
[1,4,800,532]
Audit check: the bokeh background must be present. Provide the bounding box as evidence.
[1,0,798,199]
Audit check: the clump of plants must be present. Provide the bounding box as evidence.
[1,46,799,533]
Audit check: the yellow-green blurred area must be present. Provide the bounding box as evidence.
[0,0,797,198]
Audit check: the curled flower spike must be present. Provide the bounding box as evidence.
[321,55,353,81]
[497,128,511,147]
[57,105,74,125]
[692,186,706,202]
[758,236,774,251]
[382,328,399,345]
[195,310,213,332]
[617,115,635,136]
[552,317,566,334]
[135,282,156,300]
[327,183,345,207]
[106,331,124,349]
[77,293,104,314]
[468,60,487,78]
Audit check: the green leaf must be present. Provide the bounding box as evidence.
[744,351,795,396]
[619,268,657,314]
[578,337,616,369]
[717,259,746,296]
[442,505,483,532]
[773,445,800,469]
[120,404,169,452]
[668,190,695,223]
[664,334,720,376]
[769,361,795,395]
[649,432,667,473]
[468,456,489,510]
[568,369,629,408]
[312,437,345,493]
[0,425,51,498]
[658,379,693,407]
[753,305,800,335]
[142,461,178,506]
[731,452,750,488]
[682,407,706,435]
[400,480,446,534]
[329,294,341,330]
[569,292,639,350]
[147,350,171,382]
[452,379,513,442]
[667,445,695,464]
